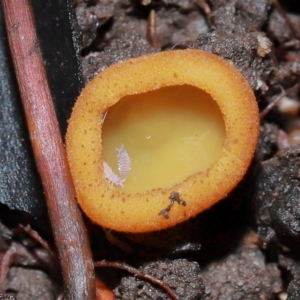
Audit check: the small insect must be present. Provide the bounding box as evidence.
[103,145,131,187]
[158,192,187,219]
[116,145,131,178]
[103,161,125,188]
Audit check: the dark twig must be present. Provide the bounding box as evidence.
[194,0,212,19]
[285,82,300,96]
[16,225,55,258]
[259,86,285,119]
[0,247,15,291]
[272,0,300,39]
[2,1,96,299]
[147,9,161,48]
[260,83,300,119]
[94,260,180,300]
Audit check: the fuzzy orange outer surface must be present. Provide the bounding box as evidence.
[66,49,259,233]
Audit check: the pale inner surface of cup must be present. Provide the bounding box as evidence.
[102,84,225,193]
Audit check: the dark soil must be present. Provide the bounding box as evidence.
[1,0,300,299]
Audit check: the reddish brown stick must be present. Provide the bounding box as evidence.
[17,224,56,257]
[147,10,161,48]
[2,1,96,299]
[95,261,179,300]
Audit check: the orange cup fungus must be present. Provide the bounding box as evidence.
[66,49,259,233]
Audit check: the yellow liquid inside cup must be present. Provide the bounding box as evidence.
[102,85,225,193]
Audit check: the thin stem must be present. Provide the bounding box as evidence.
[95,260,179,300]
[16,225,55,258]
[272,0,300,39]
[2,0,96,299]
[0,247,15,291]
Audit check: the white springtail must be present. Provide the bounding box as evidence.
[103,145,131,187]
[116,145,131,178]
[103,161,125,188]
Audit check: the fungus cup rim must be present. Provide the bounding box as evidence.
[66,49,259,233]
